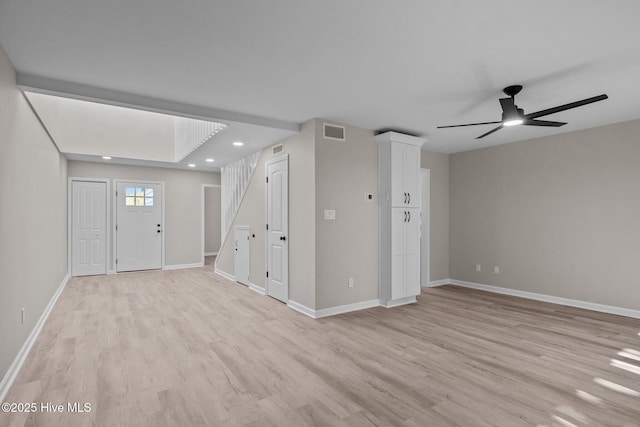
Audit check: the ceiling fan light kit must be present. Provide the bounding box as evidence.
[437,85,608,139]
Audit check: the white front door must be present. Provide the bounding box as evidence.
[72,181,107,276]
[266,156,288,302]
[234,226,250,285]
[116,181,163,272]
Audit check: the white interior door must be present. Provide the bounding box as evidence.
[72,181,106,276]
[116,181,162,272]
[234,226,250,285]
[266,157,288,302]
[420,169,430,286]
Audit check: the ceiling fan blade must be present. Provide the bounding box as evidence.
[476,124,503,139]
[437,120,502,129]
[522,119,567,127]
[525,94,608,119]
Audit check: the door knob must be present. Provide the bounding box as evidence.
[280,236,286,241]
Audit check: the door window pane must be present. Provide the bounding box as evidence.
[125,186,154,207]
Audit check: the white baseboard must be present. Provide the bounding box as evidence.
[381,295,417,308]
[315,299,380,318]
[449,279,640,320]
[248,282,266,295]
[426,279,450,288]
[164,262,204,270]
[204,252,218,256]
[0,273,70,402]
[214,267,235,282]
[287,299,381,319]
[287,300,316,318]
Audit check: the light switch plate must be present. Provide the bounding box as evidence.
[324,209,336,220]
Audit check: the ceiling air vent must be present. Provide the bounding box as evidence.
[272,144,283,155]
[323,123,345,141]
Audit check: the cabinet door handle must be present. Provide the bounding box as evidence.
[408,193,410,204]
[404,211,407,222]
[404,192,407,204]
[408,211,411,222]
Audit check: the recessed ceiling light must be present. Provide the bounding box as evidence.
[188,163,196,167]
[206,158,215,162]
[102,156,112,160]
[233,141,244,146]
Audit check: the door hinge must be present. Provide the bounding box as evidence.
[116,191,118,197]
[266,271,269,278]
[266,224,268,230]
[115,258,118,264]
[115,224,118,231]
[266,177,269,183]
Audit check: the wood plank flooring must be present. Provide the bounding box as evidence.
[1,265,639,426]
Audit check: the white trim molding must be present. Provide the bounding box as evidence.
[0,273,70,402]
[381,296,417,308]
[315,299,380,318]
[449,279,640,320]
[164,262,203,270]
[248,282,266,296]
[287,300,316,319]
[214,267,235,283]
[287,299,381,319]
[426,279,450,288]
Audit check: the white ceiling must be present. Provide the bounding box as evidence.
[2,0,640,158]
[25,92,295,171]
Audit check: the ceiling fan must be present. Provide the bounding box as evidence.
[437,85,608,139]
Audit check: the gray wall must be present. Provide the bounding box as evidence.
[0,45,68,384]
[421,149,450,282]
[315,122,379,309]
[450,119,640,310]
[204,186,221,254]
[67,161,220,267]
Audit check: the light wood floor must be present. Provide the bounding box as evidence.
[2,266,639,427]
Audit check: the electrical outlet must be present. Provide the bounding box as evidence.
[348,277,354,288]
[494,266,500,275]
[475,264,481,272]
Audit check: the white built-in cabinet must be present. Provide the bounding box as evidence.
[376,131,425,307]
